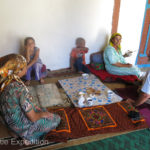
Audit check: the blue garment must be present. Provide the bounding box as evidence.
[142,71,150,94]
[30,47,42,64]
[74,57,90,73]
[26,62,43,80]
[25,47,46,81]
[92,53,103,64]
[103,45,141,77]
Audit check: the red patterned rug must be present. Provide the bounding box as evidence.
[0,101,147,150]
[87,65,139,83]
[46,101,148,142]
[114,86,150,127]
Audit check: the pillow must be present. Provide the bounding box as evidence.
[28,83,64,108]
[41,64,46,73]
[91,53,103,64]
[91,63,104,70]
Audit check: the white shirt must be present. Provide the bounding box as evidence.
[141,71,150,94]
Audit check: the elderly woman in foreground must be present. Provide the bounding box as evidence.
[103,33,145,78]
[0,54,60,144]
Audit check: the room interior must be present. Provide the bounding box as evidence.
[0,0,150,150]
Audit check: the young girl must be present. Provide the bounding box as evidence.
[70,37,90,74]
[24,37,45,85]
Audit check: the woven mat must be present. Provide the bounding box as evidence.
[46,101,148,142]
[0,101,147,150]
[28,83,65,108]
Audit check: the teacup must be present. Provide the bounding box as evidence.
[107,90,113,98]
[87,97,93,106]
[82,73,89,80]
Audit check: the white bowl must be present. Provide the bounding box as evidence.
[82,73,89,80]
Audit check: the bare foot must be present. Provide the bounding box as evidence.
[40,78,44,84]
[25,80,30,86]
[78,71,84,74]
[126,99,135,106]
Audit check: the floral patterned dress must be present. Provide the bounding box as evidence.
[0,81,60,143]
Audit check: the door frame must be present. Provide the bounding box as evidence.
[135,0,150,67]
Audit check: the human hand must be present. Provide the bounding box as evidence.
[81,47,88,52]
[25,45,31,52]
[42,112,53,119]
[35,106,42,112]
[126,99,135,107]
[123,53,129,57]
[27,65,30,70]
[126,63,132,68]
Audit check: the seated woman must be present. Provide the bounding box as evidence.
[24,37,45,85]
[70,37,90,74]
[0,54,60,144]
[103,33,145,78]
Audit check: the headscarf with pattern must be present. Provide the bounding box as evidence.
[0,54,27,92]
[109,33,122,51]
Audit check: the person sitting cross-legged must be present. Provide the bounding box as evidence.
[103,33,146,79]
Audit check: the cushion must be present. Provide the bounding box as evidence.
[91,62,104,70]
[41,64,46,73]
[28,83,64,108]
[91,53,103,64]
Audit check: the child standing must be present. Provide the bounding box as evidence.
[70,38,90,74]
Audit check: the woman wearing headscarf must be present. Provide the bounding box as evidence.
[0,54,60,144]
[103,33,145,78]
